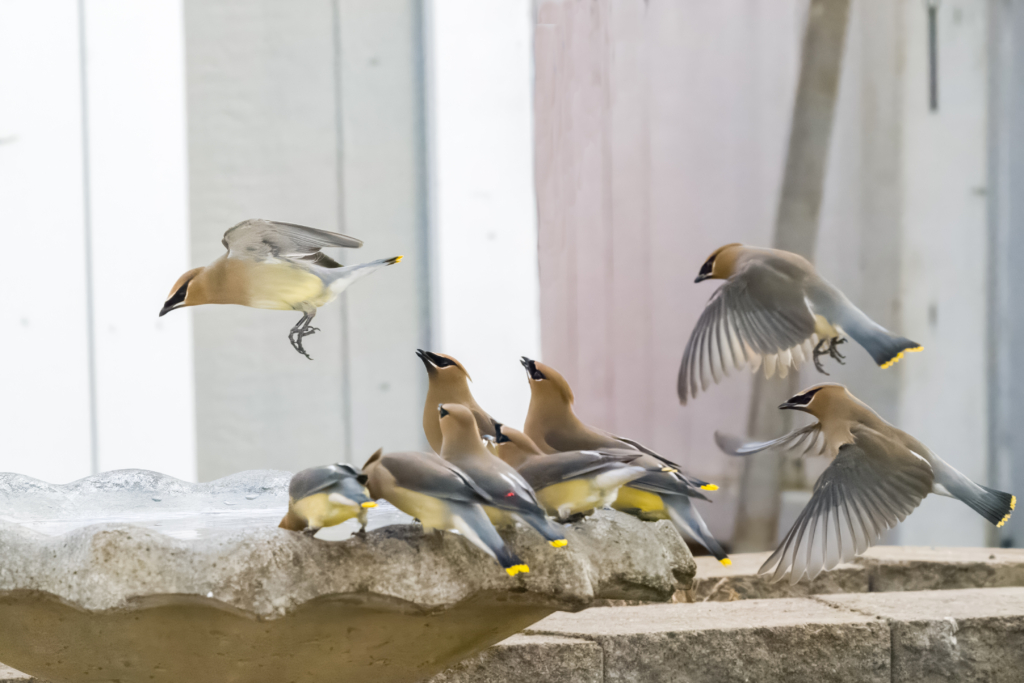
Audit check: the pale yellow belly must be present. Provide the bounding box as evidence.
[611,486,668,522]
[291,493,360,529]
[814,314,840,339]
[244,262,329,311]
[537,480,606,517]
[385,486,457,531]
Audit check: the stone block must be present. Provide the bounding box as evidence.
[428,634,602,683]
[820,586,1024,683]
[526,599,890,683]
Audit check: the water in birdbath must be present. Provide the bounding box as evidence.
[0,468,413,540]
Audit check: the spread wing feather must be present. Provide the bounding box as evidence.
[678,261,818,404]
[222,219,362,263]
[759,430,933,585]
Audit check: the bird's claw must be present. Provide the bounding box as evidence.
[288,325,318,360]
[812,336,846,374]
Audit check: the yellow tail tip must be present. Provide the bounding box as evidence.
[880,346,923,369]
[549,539,568,548]
[1012,495,1017,510]
[361,501,377,508]
[700,484,719,491]
[393,255,404,263]
[720,558,732,566]
[506,564,530,576]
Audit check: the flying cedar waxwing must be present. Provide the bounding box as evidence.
[678,244,922,404]
[716,383,1016,584]
[362,448,529,576]
[520,357,731,565]
[417,350,497,453]
[438,404,567,547]
[279,462,376,533]
[490,423,648,522]
[160,219,402,359]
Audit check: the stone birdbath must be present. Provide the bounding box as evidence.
[0,469,694,683]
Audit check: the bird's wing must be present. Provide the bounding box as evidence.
[760,428,934,585]
[383,453,495,505]
[457,457,543,511]
[518,451,632,490]
[678,260,817,404]
[715,423,826,458]
[608,434,716,491]
[221,219,362,266]
[288,465,346,500]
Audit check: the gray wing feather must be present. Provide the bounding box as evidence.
[678,261,817,404]
[518,451,635,491]
[715,423,825,457]
[222,219,363,262]
[383,452,495,505]
[760,432,933,585]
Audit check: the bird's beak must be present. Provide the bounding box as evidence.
[159,303,177,317]
[694,272,711,283]
[778,400,804,411]
[438,404,449,418]
[416,349,434,370]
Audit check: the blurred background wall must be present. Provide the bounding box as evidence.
[0,0,1021,552]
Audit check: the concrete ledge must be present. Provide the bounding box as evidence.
[428,634,602,683]
[526,600,890,683]
[819,587,1024,683]
[688,552,867,602]
[683,546,1024,603]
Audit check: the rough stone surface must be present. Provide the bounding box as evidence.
[855,546,1024,593]
[819,587,1024,683]
[526,600,890,683]
[428,634,602,683]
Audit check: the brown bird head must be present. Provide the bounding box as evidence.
[493,422,544,469]
[779,383,866,421]
[160,267,205,316]
[361,448,385,499]
[437,403,486,456]
[695,243,744,282]
[520,357,575,405]
[416,350,472,382]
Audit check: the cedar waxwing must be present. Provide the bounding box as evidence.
[279,462,376,533]
[521,357,731,565]
[160,219,402,359]
[678,244,922,404]
[362,448,529,576]
[417,350,497,453]
[438,404,567,547]
[490,423,648,522]
[717,383,1016,584]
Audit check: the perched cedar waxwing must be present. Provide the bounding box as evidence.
[438,404,567,547]
[717,383,1016,584]
[417,350,497,453]
[491,423,648,522]
[279,462,376,533]
[160,219,402,359]
[362,448,529,576]
[521,358,731,565]
[678,244,922,404]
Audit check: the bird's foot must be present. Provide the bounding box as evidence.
[354,526,368,540]
[828,336,847,364]
[288,325,318,360]
[302,526,318,537]
[812,336,847,373]
[565,512,590,524]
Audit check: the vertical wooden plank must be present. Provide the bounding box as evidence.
[338,0,432,458]
[0,0,93,482]
[897,0,990,547]
[185,0,348,479]
[83,0,196,480]
[426,0,539,429]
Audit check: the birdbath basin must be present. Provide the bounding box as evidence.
[0,469,694,683]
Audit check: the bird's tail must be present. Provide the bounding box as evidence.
[519,511,568,548]
[326,255,404,291]
[452,506,530,576]
[832,298,922,368]
[663,495,731,565]
[935,462,1016,528]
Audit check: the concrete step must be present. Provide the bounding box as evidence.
[434,586,1024,682]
